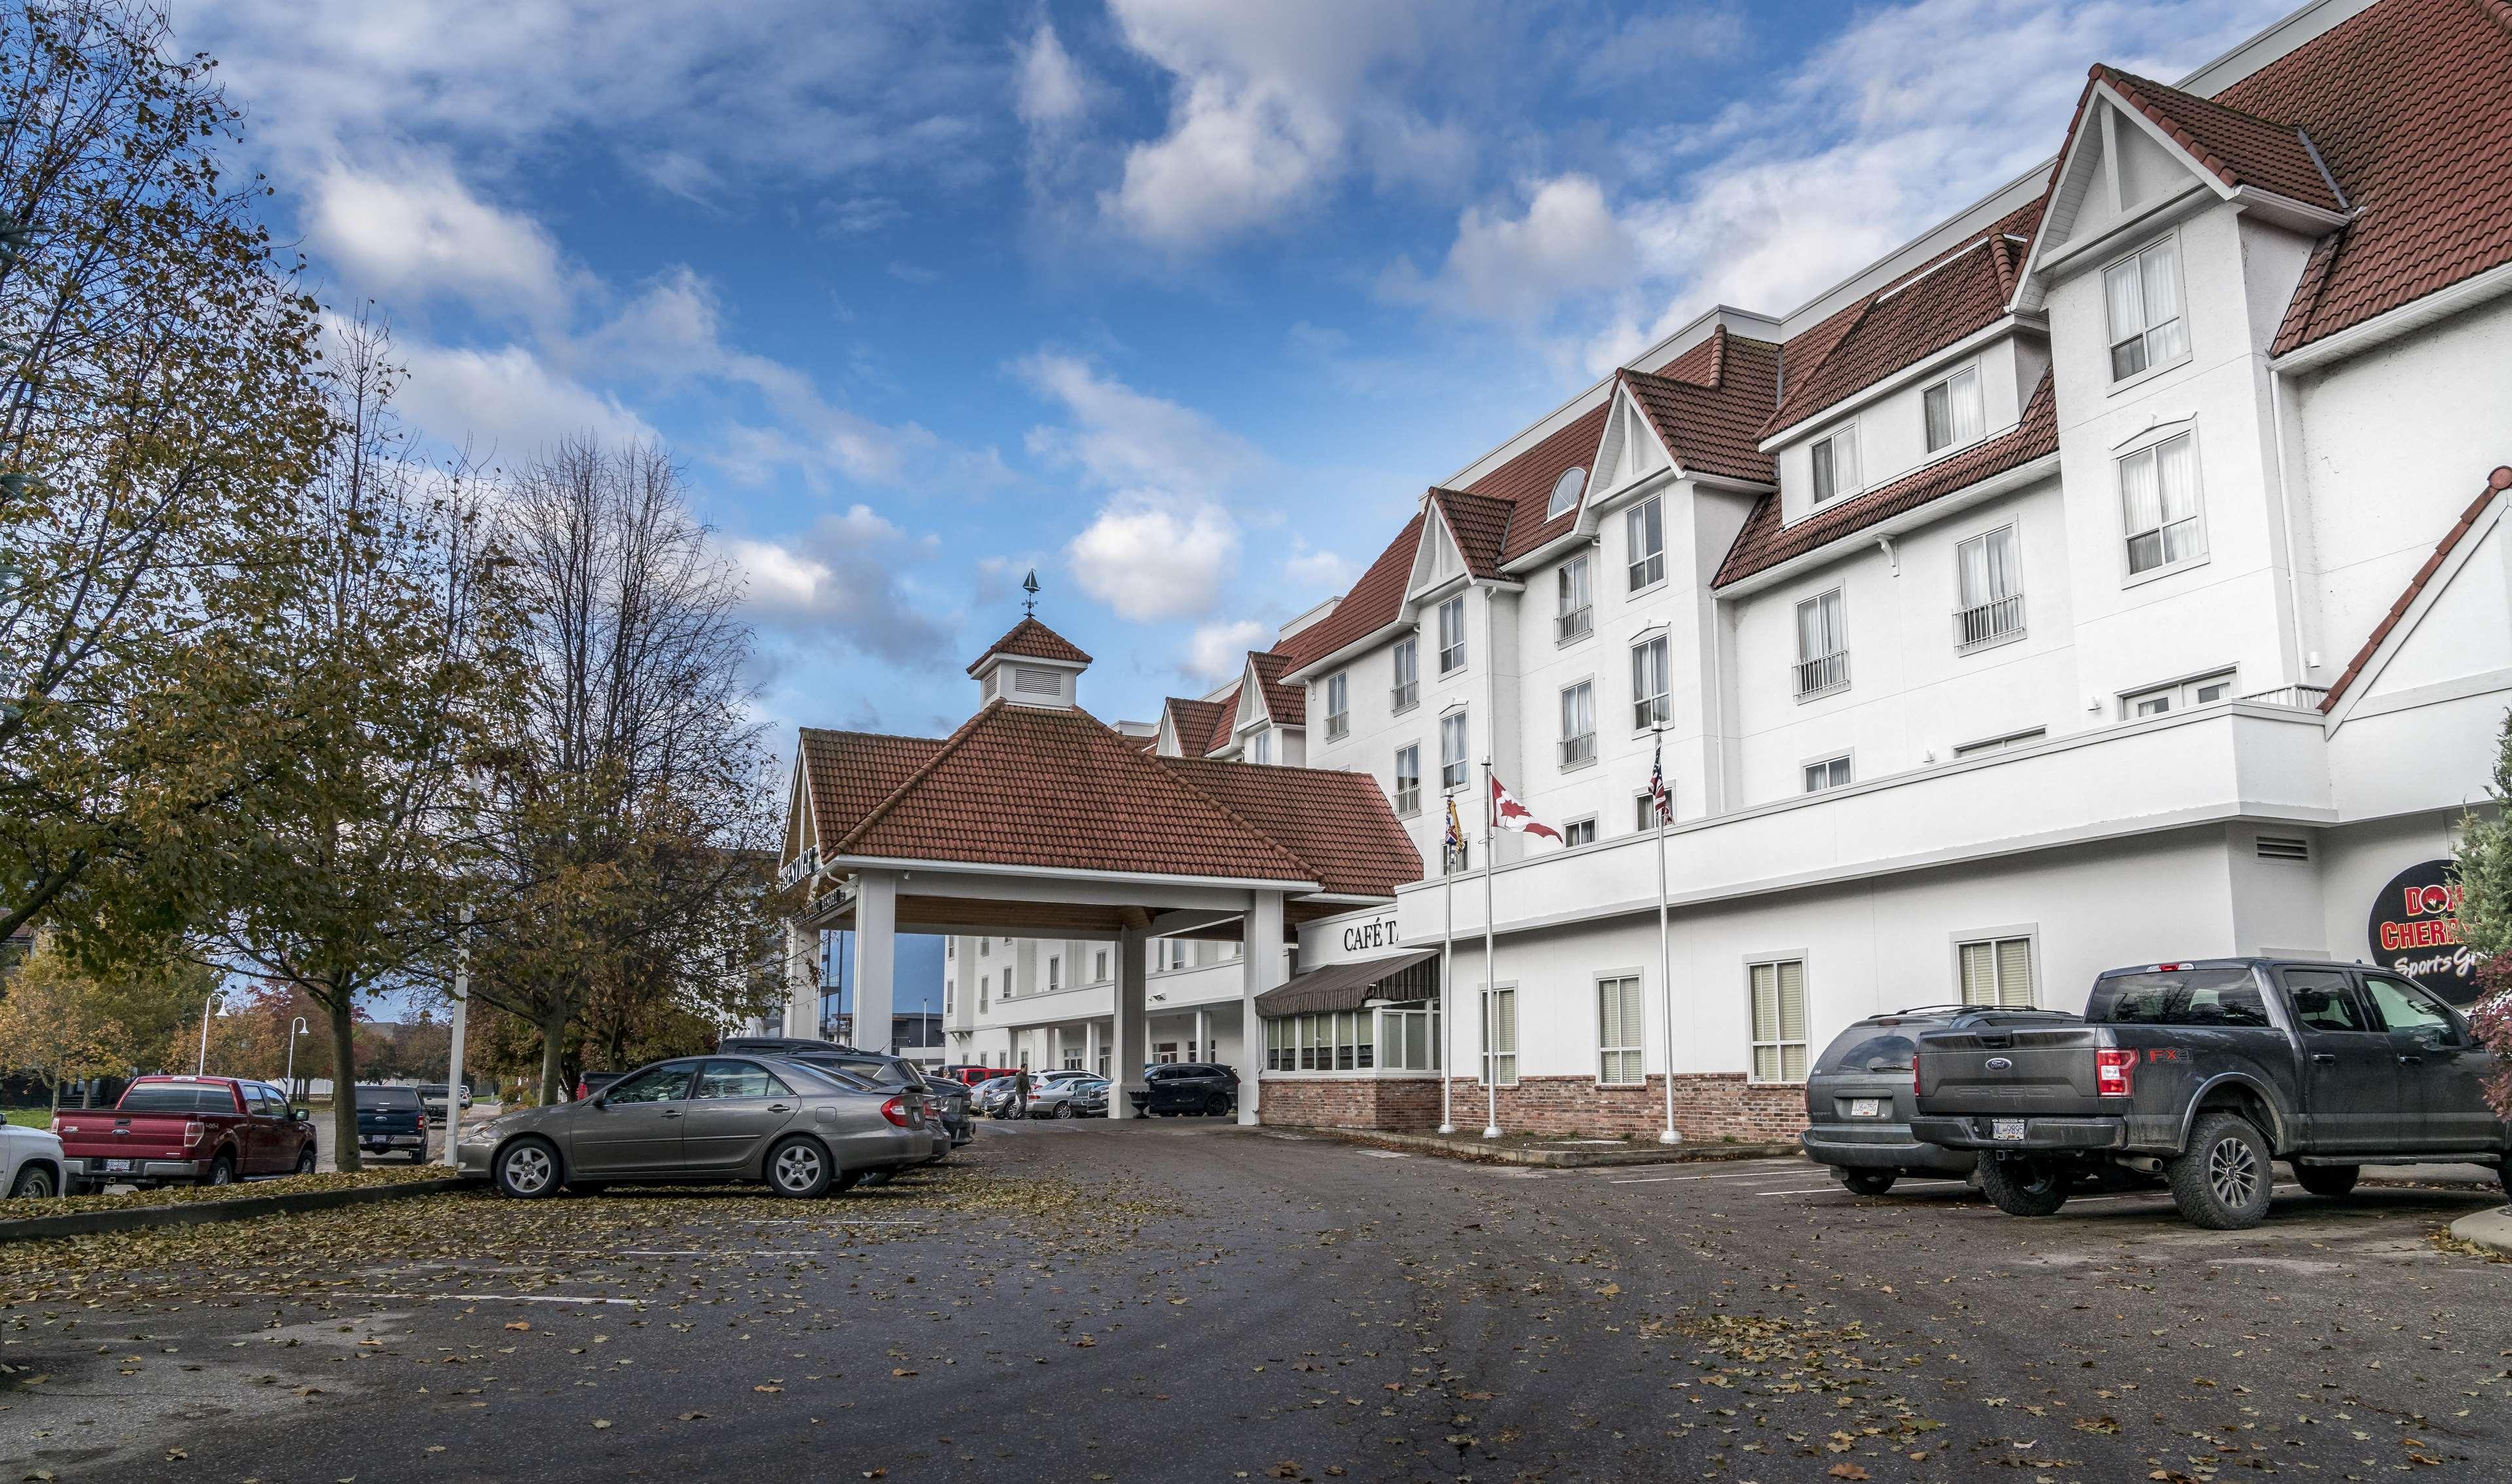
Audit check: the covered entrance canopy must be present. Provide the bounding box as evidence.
[777,615,1420,1123]
[1253,948,1440,1018]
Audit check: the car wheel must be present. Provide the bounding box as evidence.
[1203,1094,1229,1118]
[1838,1169,1896,1196]
[2167,1112,2273,1230]
[2294,1163,2359,1198]
[9,1164,57,1199]
[495,1137,563,1199]
[294,1145,318,1177]
[1978,1154,2067,1217]
[203,1154,236,1188]
[766,1136,831,1199]
[1055,1102,1076,1119]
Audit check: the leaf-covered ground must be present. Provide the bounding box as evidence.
[3,1165,452,1220]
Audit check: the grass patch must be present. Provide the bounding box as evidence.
[3,1109,54,1129]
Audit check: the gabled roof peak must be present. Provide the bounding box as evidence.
[966,615,1092,676]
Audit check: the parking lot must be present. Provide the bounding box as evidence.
[5,1120,2508,1482]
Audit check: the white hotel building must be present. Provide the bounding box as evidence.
[801,0,2512,1139]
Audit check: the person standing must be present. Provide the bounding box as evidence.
[1012,1065,1030,1120]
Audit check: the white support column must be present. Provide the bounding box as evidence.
[1111,928,1149,1118]
[1193,1008,1208,1063]
[1084,1020,1100,1079]
[783,920,818,1040]
[1239,890,1285,1126]
[853,872,897,1053]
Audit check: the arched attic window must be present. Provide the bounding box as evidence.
[1546,465,1587,519]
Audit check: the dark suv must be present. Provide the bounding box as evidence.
[1129,1062,1239,1117]
[1802,1007,2007,1193]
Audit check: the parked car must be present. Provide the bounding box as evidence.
[1128,1062,1240,1118]
[972,1075,1019,1117]
[1028,1074,1110,1119]
[1913,958,2510,1228]
[354,1084,433,1162]
[937,1063,1019,1086]
[717,1038,962,1154]
[576,1071,625,1101]
[417,1084,473,1118]
[1,1121,70,1198]
[1802,1007,1990,1193]
[1064,1078,1111,1118]
[53,1076,316,1188]
[459,1054,929,1198]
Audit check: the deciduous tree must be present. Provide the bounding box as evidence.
[2456,710,2512,1112]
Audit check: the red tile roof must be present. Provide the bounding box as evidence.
[1274,511,1425,672]
[2095,65,2344,211]
[1618,333,1783,485]
[797,729,947,847]
[1157,757,1424,897]
[1464,402,1611,565]
[1160,697,1226,759]
[2318,464,2512,711]
[1247,651,1304,727]
[965,615,1092,676]
[1715,371,2059,588]
[1428,488,1513,579]
[2224,0,2512,354]
[1203,682,1242,755]
[828,702,1319,884]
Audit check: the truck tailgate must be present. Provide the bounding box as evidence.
[1917,1017,2108,1118]
[54,1114,200,1160]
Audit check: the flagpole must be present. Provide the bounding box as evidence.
[1654,725,1681,1146]
[1439,789,1457,1135]
[1480,758,1501,1139]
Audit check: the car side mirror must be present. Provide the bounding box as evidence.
[291,1107,309,1122]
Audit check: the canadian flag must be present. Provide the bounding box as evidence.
[1488,772,1562,843]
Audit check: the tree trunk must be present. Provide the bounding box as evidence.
[538,1007,571,1106]
[327,992,361,1173]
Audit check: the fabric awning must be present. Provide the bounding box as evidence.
[1253,948,1440,1018]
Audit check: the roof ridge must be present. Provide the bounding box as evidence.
[2478,0,2512,41]
[1706,323,1728,388]
[1758,293,1877,438]
[829,699,1010,857]
[2319,463,2512,712]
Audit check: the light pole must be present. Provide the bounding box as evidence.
[195,989,220,1075]
[443,905,471,1168]
[285,1016,309,1101]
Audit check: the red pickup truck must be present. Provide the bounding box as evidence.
[53,1076,319,1190]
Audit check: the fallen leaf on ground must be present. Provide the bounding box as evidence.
[1828,1466,1870,1481]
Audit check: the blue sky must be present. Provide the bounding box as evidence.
[181,0,2294,745]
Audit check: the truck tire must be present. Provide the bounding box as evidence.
[2168,1112,2273,1229]
[1978,1154,2068,1216]
[1838,1169,1896,1196]
[2294,1164,2359,1198]
[202,1154,236,1187]
[294,1146,317,1176]
[494,1137,563,1199]
[9,1164,56,1198]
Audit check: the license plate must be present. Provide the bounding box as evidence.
[364,1138,387,1148]
[1849,1098,1882,1119]
[103,1158,133,1173]
[1993,1118,2027,1141]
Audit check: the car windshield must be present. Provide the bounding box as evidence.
[119,1083,236,1114]
[355,1086,422,1109]
[1815,1026,1928,1074]
[2099,969,2271,1026]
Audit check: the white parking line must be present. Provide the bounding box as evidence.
[311,1292,646,1307]
[737,1218,931,1226]
[1359,1150,1409,1159]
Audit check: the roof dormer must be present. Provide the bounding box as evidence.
[966,615,1092,711]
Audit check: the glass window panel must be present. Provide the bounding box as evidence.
[2104,256,2144,343]
[1626,498,1664,589]
[605,1065,695,1104]
[1949,367,1981,442]
[1923,383,1951,451]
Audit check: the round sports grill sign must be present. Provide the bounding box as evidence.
[2366,858,2479,1005]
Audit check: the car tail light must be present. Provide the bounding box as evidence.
[50,1116,66,1135]
[2096,1048,2135,1097]
[183,1120,206,1145]
[1911,1060,1924,1098]
[879,1096,911,1128]
[574,1080,588,1101]
[415,1113,430,1130]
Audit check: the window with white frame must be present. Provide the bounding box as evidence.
[1630,632,1671,730]
[1958,935,2035,1008]
[1810,425,1860,504]
[1248,728,1272,765]
[1439,710,1469,791]
[2122,669,2236,719]
[1597,975,1645,1084]
[1324,672,1348,740]
[1923,365,1983,453]
[1047,955,1060,991]
[2118,431,2203,576]
[1437,595,1467,673]
[1481,986,1518,1086]
[1803,755,1851,792]
[1955,525,2023,651]
[1748,959,1808,1082]
[1556,553,1593,642]
[1794,589,1849,697]
[1561,816,1596,847]
[979,974,989,1010]
[1268,1001,1438,1073]
[1391,743,1421,816]
[979,939,989,957]
[1559,680,1596,768]
[1093,949,1109,982]
[2103,236,2188,381]
[1626,497,1665,591]
[1391,635,1419,713]
[1546,465,1587,519]
[1634,788,1670,833]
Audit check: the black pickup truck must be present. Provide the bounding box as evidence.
[351,1084,432,1164]
[1911,959,2507,1228]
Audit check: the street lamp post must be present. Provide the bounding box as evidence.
[285,1016,309,1101]
[443,905,471,1168]
[195,989,220,1075]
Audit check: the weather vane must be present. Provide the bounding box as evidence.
[1021,568,1039,615]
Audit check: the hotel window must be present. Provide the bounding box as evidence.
[1923,364,1983,453]
[1546,464,1587,519]
[979,975,989,1011]
[1634,787,1670,833]
[1437,595,1467,674]
[1248,729,1272,765]
[2103,235,2188,381]
[1748,958,1808,1082]
[1481,986,1518,1086]
[1439,710,1469,791]
[1324,672,1348,740]
[1597,975,1645,1085]
[2119,431,2203,576]
[1958,935,2035,1009]
[1794,589,1849,698]
[1556,554,1592,642]
[1391,636,1419,713]
[1626,496,1664,591]
[1047,955,1060,990]
[1630,632,1671,730]
[1392,743,1421,816]
[1955,524,2024,652]
[1561,816,1596,848]
[1093,949,1109,982]
[2123,668,2236,719]
[1559,680,1596,768]
[1810,425,1860,504]
[979,939,989,957]
[1803,755,1851,793]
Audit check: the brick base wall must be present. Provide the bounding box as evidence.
[1260,1073,1806,1142]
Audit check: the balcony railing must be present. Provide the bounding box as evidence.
[1954,593,2025,653]
[1556,606,1593,644]
[1794,649,1850,699]
[2236,683,2331,711]
[1390,681,1418,713]
[1560,733,1596,769]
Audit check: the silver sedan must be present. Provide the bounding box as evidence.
[457,1054,933,1199]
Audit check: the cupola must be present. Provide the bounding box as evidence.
[966,615,1092,711]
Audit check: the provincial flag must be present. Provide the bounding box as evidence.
[1444,796,1465,859]
[1648,739,1672,825]
[1488,772,1563,843]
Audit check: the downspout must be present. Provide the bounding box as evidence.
[2267,364,2311,685]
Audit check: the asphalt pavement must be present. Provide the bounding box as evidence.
[5,1120,2509,1482]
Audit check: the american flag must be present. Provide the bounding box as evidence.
[1648,739,1672,825]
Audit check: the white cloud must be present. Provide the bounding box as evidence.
[1183,619,1267,682]
[1283,541,1355,591]
[1015,22,1090,127]
[1384,175,1635,322]
[391,340,659,463]
[725,506,954,666]
[306,151,576,319]
[1017,352,1263,498]
[1066,498,1240,623]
